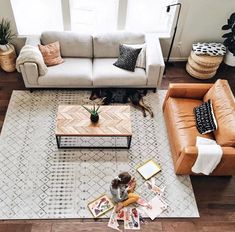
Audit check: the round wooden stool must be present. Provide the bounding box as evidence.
[186,51,223,79]
[0,45,16,72]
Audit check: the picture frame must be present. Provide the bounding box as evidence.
[88,194,114,218]
[137,159,161,180]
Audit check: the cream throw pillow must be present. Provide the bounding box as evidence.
[123,43,146,69]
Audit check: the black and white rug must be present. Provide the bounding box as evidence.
[0,90,199,219]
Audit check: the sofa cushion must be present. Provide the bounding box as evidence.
[38,41,64,66]
[93,58,146,86]
[203,79,235,146]
[38,58,92,86]
[41,31,93,58]
[93,32,145,58]
[164,97,214,158]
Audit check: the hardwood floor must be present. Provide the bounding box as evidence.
[162,62,235,93]
[0,62,235,232]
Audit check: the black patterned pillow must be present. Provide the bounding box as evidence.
[113,44,142,72]
[194,100,217,134]
[192,43,226,56]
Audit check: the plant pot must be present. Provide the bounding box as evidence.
[224,50,235,67]
[0,44,10,52]
[90,114,99,123]
[0,44,16,72]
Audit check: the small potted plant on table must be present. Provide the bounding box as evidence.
[82,104,100,123]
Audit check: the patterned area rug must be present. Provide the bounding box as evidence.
[0,90,199,219]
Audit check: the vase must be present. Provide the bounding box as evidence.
[90,114,99,123]
[224,50,235,67]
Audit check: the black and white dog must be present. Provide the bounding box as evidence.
[90,89,154,117]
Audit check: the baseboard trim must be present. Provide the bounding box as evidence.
[163,57,188,62]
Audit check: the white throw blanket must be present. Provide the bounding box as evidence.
[16,45,48,76]
[192,136,223,175]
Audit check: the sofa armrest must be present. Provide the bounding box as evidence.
[25,35,41,47]
[162,83,213,111]
[145,35,165,88]
[175,146,235,175]
[20,63,39,87]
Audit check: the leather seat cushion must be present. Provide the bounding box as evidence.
[164,97,214,158]
[204,79,235,146]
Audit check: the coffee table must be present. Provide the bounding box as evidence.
[55,105,132,149]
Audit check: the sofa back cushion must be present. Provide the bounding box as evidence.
[41,31,92,58]
[93,32,145,58]
[203,79,235,146]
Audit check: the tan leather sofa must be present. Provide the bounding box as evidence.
[163,79,235,175]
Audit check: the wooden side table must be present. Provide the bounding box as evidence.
[186,51,223,79]
[0,45,16,72]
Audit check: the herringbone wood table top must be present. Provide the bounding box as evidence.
[55,105,132,136]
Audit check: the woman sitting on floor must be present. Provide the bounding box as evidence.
[110,172,139,212]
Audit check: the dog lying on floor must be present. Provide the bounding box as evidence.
[90,89,154,117]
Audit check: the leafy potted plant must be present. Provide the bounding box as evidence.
[222,12,235,66]
[82,104,100,123]
[0,18,16,52]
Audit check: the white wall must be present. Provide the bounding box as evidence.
[0,0,17,33]
[1,0,234,60]
[161,0,235,61]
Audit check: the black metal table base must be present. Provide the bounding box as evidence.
[56,135,132,149]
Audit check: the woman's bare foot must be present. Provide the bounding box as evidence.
[115,203,124,212]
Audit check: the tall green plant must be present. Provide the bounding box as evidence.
[0,18,16,46]
[222,12,235,56]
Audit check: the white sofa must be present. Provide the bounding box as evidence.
[19,31,165,89]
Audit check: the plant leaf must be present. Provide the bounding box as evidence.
[222,32,233,38]
[228,45,235,55]
[96,105,100,113]
[232,25,235,33]
[222,24,231,30]
[223,38,231,47]
[82,105,93,114]
[230,12,235,23]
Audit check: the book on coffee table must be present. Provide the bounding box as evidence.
[137,160,161,180]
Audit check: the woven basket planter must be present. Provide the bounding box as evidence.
[0,44,16,72]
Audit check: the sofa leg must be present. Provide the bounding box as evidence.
[143,89,148,95]
[153,88,157,93]
[29,89,33,93]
